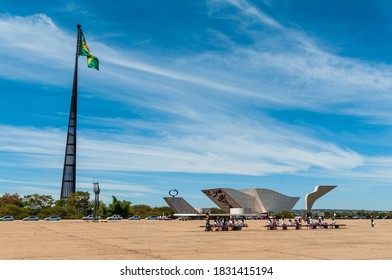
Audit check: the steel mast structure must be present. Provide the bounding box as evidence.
[60,24,81,199]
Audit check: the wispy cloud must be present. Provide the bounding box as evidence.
[2,10,392,120]
[0,122,365,176]
[0,12,385,173]
[205,0,392,119]
[1,6,392,208]
[2,122,392,205]
[53,2,93,17]
[225,0,284,29]
[0,13,74,85]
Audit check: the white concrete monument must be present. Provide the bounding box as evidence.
[305,185,337,212]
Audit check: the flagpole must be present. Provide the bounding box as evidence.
[60,24,81,199]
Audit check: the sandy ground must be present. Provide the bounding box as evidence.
[0,219,390,260]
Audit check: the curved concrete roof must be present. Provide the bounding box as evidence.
[202,188,299,214]
[305,185,337,212]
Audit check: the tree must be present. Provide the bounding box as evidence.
[128,205,174,218]
[23,194,55,215]
[66,191,92,215]
[274,211,294,219]
[0,204,29,219]
[0,193,23,207]
[40,205,67,219]
[106,196,132,218]
[152,206,173,216]
[210,207,226,214]
[98,202,107,218]
[120,200,131,218]
[55,198,66,207]
[129,204,152,218]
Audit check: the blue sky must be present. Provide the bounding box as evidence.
[1,0,392,210]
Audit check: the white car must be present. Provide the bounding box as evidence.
[106,215,122,220]
[82,215,99,220]
[0,215,14,221]
[44,216,61,221]
[145,216,158,220]
[128,215,141,220]
[23,216,39,221]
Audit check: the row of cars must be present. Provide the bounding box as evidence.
[87,215,166,220]
[0,214,169,221]
[105,215,160,220]
[81,214,126,220]
[85,215,167,220]
[0,215,61,221]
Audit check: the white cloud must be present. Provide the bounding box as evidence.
[2,10,392,121]
[0,122,364,177]
[0,13,74,84]
[225,0,284,29]
[1,9,392,206]
[204,0,392,118]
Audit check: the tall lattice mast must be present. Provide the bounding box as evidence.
[61,24,81,199]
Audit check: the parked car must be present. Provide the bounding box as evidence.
[158,215,172,220]
[106,215,122,220]
[128,215,141,220]
[145,216,158,220]
[178,216,189,221]
[82,215,99,220]
[44,216,61,221]
[0,215,14,221]
[22,216,39,221]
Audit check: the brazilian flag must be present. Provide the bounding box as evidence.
[79,30,99,70]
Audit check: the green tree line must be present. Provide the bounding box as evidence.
[0,192,174,220]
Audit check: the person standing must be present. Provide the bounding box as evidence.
[305,212,310,229]
[205,213,211,231]
[371,213,375,227]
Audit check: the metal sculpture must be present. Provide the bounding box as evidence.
[169,189,179,197]
[93,181,100,220]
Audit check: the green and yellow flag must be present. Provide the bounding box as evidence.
[79,30,99,70]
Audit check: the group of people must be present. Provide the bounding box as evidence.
[205,212,378,232]
[266,217,302,229]
[204,213,248,231]
[303,213,330,229]
[266,214,338,230]
[213,218,247,230]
